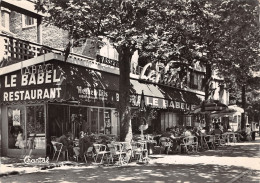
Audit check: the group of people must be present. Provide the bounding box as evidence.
[55,131,100,161]
[158,124,227,153]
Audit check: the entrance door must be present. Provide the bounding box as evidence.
[90,108,98,134]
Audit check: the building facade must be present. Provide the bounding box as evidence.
[0,0,228,158]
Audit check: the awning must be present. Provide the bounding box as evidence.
[130,79,204,110]
[0,61,204,110]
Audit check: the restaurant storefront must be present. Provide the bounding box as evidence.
[0,53,204,157]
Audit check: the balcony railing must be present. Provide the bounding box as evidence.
[0,33,101,68]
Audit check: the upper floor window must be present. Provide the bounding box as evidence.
[22,15,36,28]
[1,8,10,31]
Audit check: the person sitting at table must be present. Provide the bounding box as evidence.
[174,126,181,137]
[211,124,222,135]
[200,127,207,136]
[192,127,200,137]
[161,128,179,153]
[57,132,74,160]
[73,131,85,160]
[184,126,192,137]
[219,123,224,132]
[80,133,94,160]
[245,125,252,141]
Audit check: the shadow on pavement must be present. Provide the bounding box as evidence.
[2,162,259,183]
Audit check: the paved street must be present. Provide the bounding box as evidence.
[1,137,260,183]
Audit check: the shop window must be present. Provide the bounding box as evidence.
[99,109,105,134]
[48,105,70,139]
[22,15,36,28]
[91,108,98,134]
[26,106,45,149]
[8,106,25,149]
[1,10,10,31]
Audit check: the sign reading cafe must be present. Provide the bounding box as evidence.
[2,63,62,102]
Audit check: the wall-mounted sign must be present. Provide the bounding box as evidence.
[96,55,119,67]
[21,63,53,75]
[130,94,196,110]
[2,63,63,102]
[76,86,119,102]
[139,61,187,88]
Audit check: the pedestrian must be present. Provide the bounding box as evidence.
[245,125,252,141]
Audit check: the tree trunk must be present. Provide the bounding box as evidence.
[118,45,133,142]
[204,63,212,128]
[205,63,212,101]
[241,84,246,130]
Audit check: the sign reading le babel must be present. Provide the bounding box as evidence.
[2,63,62,102]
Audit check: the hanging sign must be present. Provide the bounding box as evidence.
[13,109,20,126]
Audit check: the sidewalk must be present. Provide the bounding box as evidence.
[0,157,82,177]
[1,136,260,182]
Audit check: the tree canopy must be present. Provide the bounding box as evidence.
[36,0,260,138]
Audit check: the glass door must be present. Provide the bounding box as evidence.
[91,108,98,134]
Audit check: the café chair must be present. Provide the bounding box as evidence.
[107,142,130,165]
[92,144,110,164]
[205,135,215,149]
[51,141,68,162]
[131,141,148,162]
[180,136,198,154]
[83,146,94,163]
[159,137,172,154]
[214,134,226,146]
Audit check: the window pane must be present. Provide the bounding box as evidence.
[1,12,5,27]
[99,109,104,134]
[26,106,45,149]
[8,106,25,149]
[24,15,35,26]
[91,108,98,134]
[104,109,112,134]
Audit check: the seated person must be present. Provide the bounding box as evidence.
[73,131,85,160]
[245,125,252,141]
[200,127,207,136]
[212,124,222,135]
[184,126,192,137]
[58,132,74,160]
[161,128,180,153]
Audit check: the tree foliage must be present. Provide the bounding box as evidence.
[36,0,260,137]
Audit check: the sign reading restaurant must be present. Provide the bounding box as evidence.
[1,63,62,102]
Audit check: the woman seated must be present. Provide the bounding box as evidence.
[184,126,192,137]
